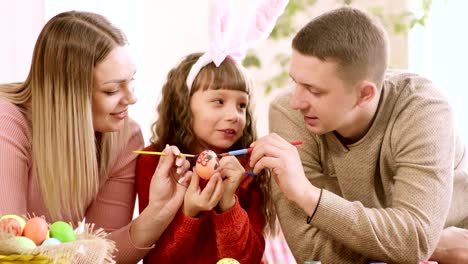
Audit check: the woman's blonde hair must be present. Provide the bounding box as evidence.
[150,53,277,235]
[0,11,128,221]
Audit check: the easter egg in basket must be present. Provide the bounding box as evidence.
[195,150,219,180]
[0,214,26,236]
[41,237,61,246]
[49,221,76,242]
[23,216,49,245]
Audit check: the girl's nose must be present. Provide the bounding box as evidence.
[225,105,241,122]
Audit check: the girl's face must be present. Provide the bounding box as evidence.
[92,46,137,133]
[190,89,248,154]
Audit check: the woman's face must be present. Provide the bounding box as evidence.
[92,46,137,133]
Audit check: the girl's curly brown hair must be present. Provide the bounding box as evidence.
[150,52,277,235]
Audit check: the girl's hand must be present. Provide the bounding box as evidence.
[182,169,223,217]
[148,145,191,219]
[217,156,244,212]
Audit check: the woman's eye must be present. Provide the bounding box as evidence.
[239,103,247,109]
[104,90,119,95]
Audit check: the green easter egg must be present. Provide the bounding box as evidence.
[15,236,37,249]
[49,221,76,242]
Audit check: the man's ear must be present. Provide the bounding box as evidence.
[356,80,377,107]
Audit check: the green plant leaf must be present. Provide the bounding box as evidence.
[243,54,261,68]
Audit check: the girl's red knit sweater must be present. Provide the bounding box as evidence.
[136,145,266,264]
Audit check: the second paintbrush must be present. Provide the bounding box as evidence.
[218,140,303,157]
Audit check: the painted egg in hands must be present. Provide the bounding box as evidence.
[195,150,219,180]
[217,258,240,264]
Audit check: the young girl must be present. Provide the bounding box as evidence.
[136,52,276,263]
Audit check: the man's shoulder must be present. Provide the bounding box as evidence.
[383,70,446,104]
[384,70,438,91]
[270,89,294,109]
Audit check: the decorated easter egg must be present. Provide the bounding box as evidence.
[23,217,49,245]
[49,221,76,242]
[15,236,37,249]
[41,237,61,246]
[195,149,219,180]
[217,258,240,264]
[0,214,26,236]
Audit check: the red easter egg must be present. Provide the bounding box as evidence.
[195,150,219,180]
[23,217,49,245]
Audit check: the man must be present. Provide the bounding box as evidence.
[249,7,468,264]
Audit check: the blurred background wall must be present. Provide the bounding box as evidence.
[4,0,466,143]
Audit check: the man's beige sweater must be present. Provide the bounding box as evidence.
[269,71,468,264]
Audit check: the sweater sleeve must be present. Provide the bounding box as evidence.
[136,151,210,263]
[135,145,159,214]
[144,209,209,263]
[312,83,455,263]
[213,191,266,264]
[85,120,150,264]
[0,101,31,215]
[269,87,456,264]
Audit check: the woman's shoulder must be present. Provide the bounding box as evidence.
[0,98,24,117]
[0,99,29,130]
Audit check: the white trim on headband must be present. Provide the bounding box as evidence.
[186,53,212,91]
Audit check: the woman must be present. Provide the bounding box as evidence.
[0,11,191,263]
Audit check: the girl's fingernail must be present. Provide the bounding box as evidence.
[176,167,183,174]
[176,158,183,166]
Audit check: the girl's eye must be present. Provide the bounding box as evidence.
[213,99,223,104]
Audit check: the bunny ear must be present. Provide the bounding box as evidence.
[187,0,233,90]
[248,0,288,44]
[208,0,233,66]
[233,0,289,59]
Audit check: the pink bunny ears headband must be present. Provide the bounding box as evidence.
[186,0,289,91]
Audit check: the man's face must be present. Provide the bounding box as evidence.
[289,49,359,136]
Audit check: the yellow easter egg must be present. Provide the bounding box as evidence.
[217,258,240,264]
[0,214,26,235]
[195,150,219,180]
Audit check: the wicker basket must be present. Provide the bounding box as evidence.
[0,224,115,264]
[0,254,52,263]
